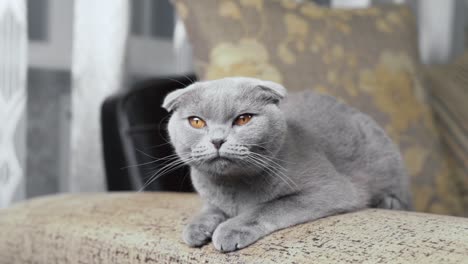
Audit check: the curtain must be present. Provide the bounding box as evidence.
[69,0,129,192]
[0,0,27,208]
[417,0,466,64]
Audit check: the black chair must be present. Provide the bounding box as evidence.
[101,75,196,192]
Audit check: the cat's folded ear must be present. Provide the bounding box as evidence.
[162,87,193,112]
[255,80,287,105]
[162,79,287,111]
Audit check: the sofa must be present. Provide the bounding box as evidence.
[1,193,468,263]
[1,1,467,263]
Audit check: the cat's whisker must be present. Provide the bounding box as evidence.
[248,154,298,189]
[249,153,287,171]
[121,159,160,170]
[141,157,184,180]
[140,160,182,186]
[163,77,188,87]
[246,157,295,191]
[241,138,278,147]
[249,152,293,168]
[252,161,286,175]
[156,114,174,146]
[154,114,192,150]
[149,154,181,162]
[137,151,192,181]
[239,159,273,187]
[140,163,184,191]
[245,142,271,147]
[179,170,191,191]
[135,148,163,160]
[248,151,295,164]
[136,149,192,163]
[121,152,182,170]
[156,115,196,150]
[133,154,180,165]
[261,155,295,164]
[147,158,186,175]
[150,161,189,182]
[180,74,195,83]
[150,160,188,182]
[142,167,162,180]
[246,156,297,191]
[139,157,192,191]
[143,141,173,149]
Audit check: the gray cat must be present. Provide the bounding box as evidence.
[162,77,411,252]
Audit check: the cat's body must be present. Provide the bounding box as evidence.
[162,77,410,252]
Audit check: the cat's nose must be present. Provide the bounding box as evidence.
[211,139,225,150]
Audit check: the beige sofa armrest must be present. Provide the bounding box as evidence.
[1,192,467,263]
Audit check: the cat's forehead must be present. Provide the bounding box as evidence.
[178,79,263,119]
[197,79,249,98]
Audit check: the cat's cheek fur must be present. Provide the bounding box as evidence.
[167,113,198,158]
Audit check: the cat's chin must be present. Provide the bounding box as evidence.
[195,155,249,176]
[204,156,236,168]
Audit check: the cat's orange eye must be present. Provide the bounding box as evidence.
[188,116,206,129]
[234,114,253,126]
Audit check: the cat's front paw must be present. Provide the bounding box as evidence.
[183,214,225,247]
[183,221,213,247]
[212,221,262,252]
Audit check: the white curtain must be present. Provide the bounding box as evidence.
[418,0,466,64]
[331,0,372,8]
[69,0,129,192]
[0,0,27,208]
[173,16,194,75]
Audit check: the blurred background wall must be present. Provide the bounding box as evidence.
[0,0,467,208]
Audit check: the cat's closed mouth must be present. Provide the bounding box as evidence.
[206,155,233,163]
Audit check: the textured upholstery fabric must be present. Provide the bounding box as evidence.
[1,192,468,264]
[425,52,468,214]
[172,0,464,215]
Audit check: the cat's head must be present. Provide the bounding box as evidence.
[162,77,287,176]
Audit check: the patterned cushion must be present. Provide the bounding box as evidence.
[1,192,468,263]
[172,0,464,215]
[425,52,468,215]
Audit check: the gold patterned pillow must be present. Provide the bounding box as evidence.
[173,0,465,216]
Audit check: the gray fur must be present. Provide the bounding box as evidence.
[162,77,411,252]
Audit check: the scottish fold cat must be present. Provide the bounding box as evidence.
[162,77,411,252]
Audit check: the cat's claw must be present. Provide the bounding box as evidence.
[212,222,260,252]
